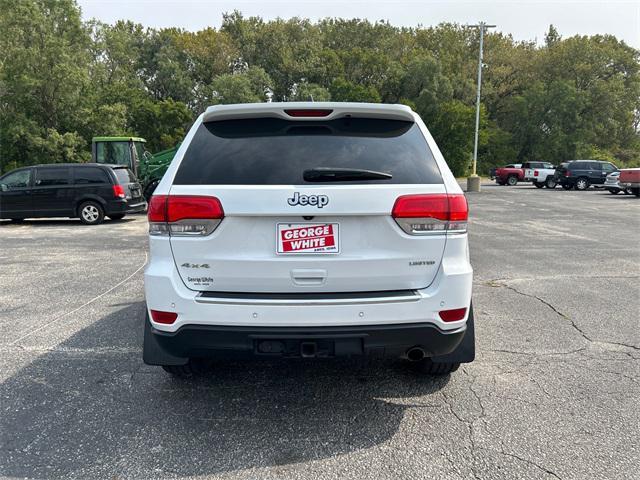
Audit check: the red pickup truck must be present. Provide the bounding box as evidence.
[619,168,640,197]
[495,164,524,186]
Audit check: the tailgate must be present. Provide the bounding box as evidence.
[168,185,448,293]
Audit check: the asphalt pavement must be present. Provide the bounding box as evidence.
[1,183,638,479]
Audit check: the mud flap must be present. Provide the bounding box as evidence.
[143,312,189,366]
[431,301,475,364]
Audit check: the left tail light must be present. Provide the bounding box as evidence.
[392,194,468,235]
[112,184,125,198]
[148,195,224,236]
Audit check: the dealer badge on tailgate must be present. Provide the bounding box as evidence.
[277,223,340,254]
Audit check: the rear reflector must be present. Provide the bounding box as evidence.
[392,194,468,234]
[284,109,333,117]
[439,308,467,322]
[150,309,178,324]
[148,195,224,236]
[113,184,125,199]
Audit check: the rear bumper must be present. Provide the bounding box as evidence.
[144,234,473,332]
[105,198,147,215]
[144,320,467,362]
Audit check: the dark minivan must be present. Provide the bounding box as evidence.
[553,160,618,190]
[0,163,146,225]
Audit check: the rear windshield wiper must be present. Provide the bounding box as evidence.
[303,167,392,182]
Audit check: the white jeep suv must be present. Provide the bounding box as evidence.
[143,102,474,376]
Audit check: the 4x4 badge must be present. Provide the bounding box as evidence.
[287,192,329,208]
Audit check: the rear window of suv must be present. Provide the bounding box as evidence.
[174,117,443,185]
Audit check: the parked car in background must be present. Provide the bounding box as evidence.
[523,162,556,188]
[0,163,146,224]
[553,160,618,190]
[490,163,520,180]
[619,168,640,197]
[603,171,634,195]
[495,164,524,186]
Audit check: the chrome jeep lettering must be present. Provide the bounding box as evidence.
[287,192,329,208]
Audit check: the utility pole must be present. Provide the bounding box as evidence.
[467,22,495,193]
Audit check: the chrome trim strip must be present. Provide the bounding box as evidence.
[195,292,422,306]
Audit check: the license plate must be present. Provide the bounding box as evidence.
[277,223,339,254]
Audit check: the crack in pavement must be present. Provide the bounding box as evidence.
[485,280,640,357]
[497,441,562,480]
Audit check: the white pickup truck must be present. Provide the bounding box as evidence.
[523,162,556,188]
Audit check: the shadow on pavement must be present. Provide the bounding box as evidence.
[1,302,449,478]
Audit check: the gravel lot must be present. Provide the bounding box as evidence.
[1,184,639,480]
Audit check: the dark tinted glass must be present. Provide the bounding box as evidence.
[113,168,136,184]
[35,168,70,186]
[1,169,31,189]
[174,118,443,185]
[74,167,109,184]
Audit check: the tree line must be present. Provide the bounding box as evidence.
[1,0,639,176]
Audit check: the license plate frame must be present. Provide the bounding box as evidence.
[276,223,340,255]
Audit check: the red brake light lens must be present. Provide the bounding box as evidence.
[392,194,468,221]
[113,184,125,199]
[148,195,168,222]
[166,196,224,222]
[150,309,178,324]
[148,195,224,236]
[392,194,468,235]
[284,109,333,117]
[439,308,467,322]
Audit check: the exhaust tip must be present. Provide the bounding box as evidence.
[406,347,425,362]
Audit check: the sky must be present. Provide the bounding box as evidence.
[77,0,639,48]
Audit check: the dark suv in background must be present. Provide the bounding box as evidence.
[0,163,146,225]
[554,160,618,190]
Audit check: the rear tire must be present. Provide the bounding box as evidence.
[608,189,620,195]
[624,187,633,195]
[108,214,125,220]
[545,177,557,188]
[412,359,460,375]
[561,183,573,190]
[506,175,518,186]
[78,201,104,225]
[534,182,544,188]
[575,177,590,191]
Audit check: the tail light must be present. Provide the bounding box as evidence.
[439,307,467,322]
[564,170,571,177]
[112,184,125,199]
[534,170,539,177]
[392,194,468,235]
[150,309,178,324]
[284,109,333,117]
[148,195,224,236]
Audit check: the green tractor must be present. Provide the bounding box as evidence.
[91,136,178,200]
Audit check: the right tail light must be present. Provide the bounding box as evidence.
[148,195,224,236]
[392,194,468,235]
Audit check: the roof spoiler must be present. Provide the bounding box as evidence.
[202,102,416,123]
